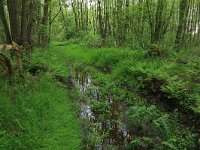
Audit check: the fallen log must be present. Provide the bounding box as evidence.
[0,54,13,76]
[0,41,22,76]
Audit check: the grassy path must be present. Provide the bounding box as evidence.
[0,45,83,149]
[35,79,82,150]
[26,45,84,149]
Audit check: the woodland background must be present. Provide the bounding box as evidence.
[0,0,200,150]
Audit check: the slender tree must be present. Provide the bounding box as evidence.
[0,0,12,43]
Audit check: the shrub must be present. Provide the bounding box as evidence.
[126,105,196,149]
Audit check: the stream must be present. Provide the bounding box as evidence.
[71,69,131,149]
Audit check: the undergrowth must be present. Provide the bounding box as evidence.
[0,47,83,149]
[1,43,199,149]
[50,44,199,149]
[55,44,200,114]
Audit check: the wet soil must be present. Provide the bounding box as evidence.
[142,77,200,138]
[72,69,131,149]
[51,64,200,149]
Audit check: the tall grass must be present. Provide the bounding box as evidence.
[0,47,83,149]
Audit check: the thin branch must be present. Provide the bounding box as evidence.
[50,7,62,25]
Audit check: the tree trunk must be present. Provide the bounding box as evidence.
[7,0,21,43]
[41,0,49,46]
[97,0,104,38]
[21,0,28,45]
[0,0,12,43]
[27,0,37,45]
[175,0,188,45]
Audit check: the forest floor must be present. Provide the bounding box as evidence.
[0,45,83,149]
[1,43,200,149]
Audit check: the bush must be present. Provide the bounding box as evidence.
[85,34,103,48]
[112,60,150,90]
[126,105,196,150]
[91,49,130,73]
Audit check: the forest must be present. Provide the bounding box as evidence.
[0,0,200,149]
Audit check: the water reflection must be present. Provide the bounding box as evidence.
[72,70,131,149]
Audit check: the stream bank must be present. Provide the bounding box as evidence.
[28,44,199,149]
[66,63,198,150]
[57,44,199,150]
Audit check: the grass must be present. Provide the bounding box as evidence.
[0,46,83,149]
[46,43,199,149]
[0,43,199,149]
[48,44,200,112]
[47,44,200,114]
[33,76,82,150]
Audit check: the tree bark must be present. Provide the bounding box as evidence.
[27,0,37,45]
[41,0,49,46]
[21,0,28,45]
[175,0,188,45]
[0,0,12,43]
[7,0,21,43]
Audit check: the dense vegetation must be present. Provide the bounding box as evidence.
[0,0,200,149]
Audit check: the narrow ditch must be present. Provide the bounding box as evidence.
[28,64,200,149]
[71,69,131,149]
[58,65,200,149]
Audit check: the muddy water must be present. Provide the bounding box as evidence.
[72,70,131,149]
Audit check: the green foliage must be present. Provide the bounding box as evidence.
[54,44,200,114]
[83,32,103,48]
[148,44,161,57]
[26,46,69,77]
[127,105,196,149]
[0,75,82,149]
[91,101,110,114]
[0,45,85,149]
[65,30,82,40]
[162,134,196,150]
[91,48,130,73]
[54,44,199,149]
[127,137,154,150]
[112,61,150,90]
[2,43,198,149]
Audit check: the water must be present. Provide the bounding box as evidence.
[72,70,131,149]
